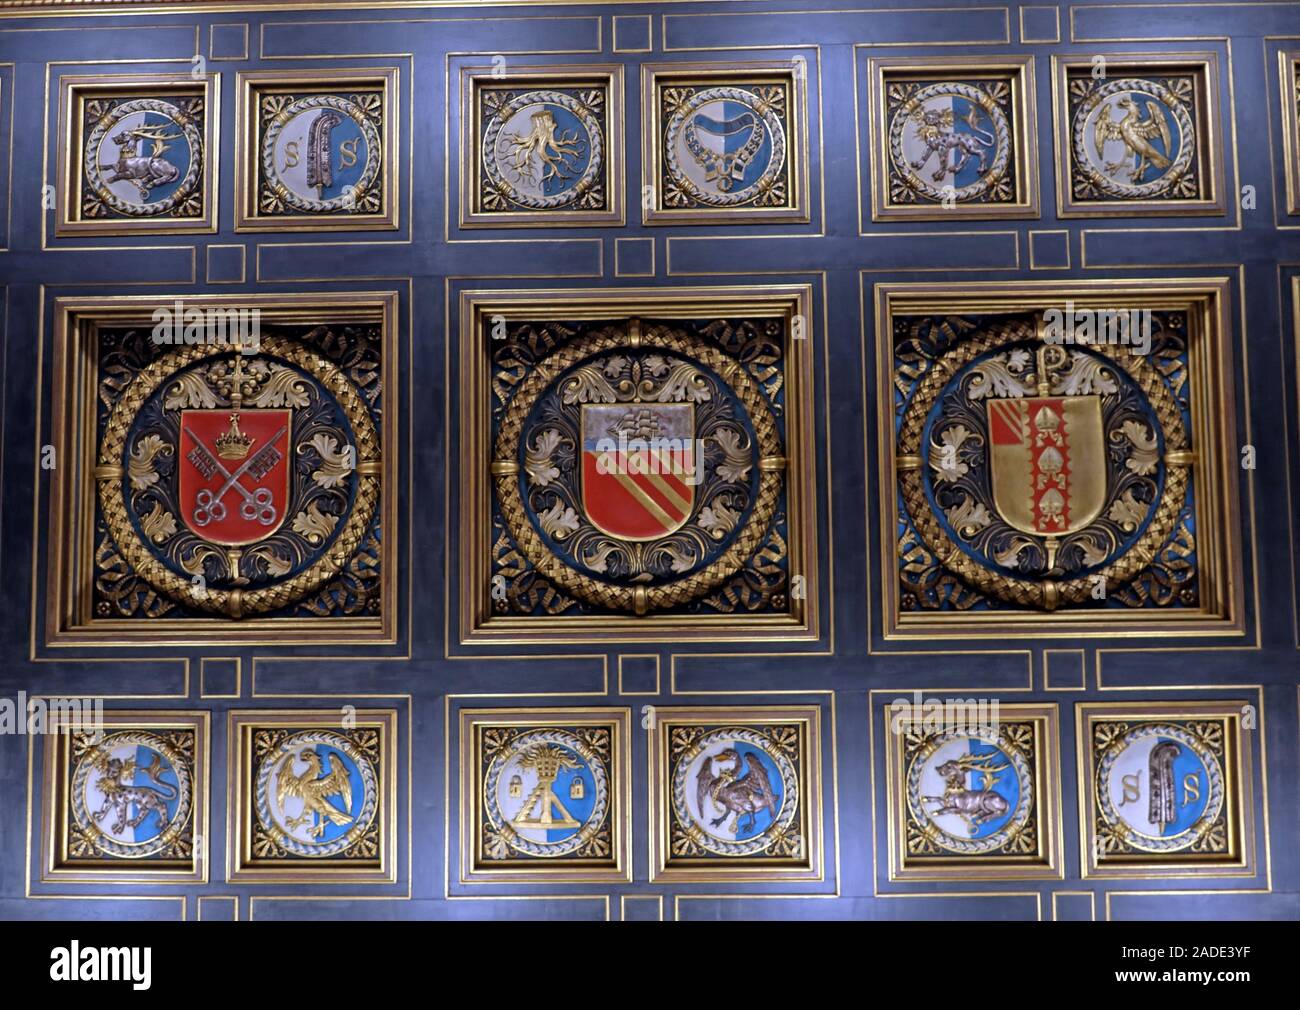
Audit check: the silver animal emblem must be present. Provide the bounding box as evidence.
[923,752,1011,829]
[101,125,182,199]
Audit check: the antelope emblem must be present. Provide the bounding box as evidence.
[922,752,1011,831]
[100,124,182,199]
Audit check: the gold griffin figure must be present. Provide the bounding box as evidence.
[696,747,779,835]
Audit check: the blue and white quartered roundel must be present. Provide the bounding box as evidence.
[673,727,800,857]
[665,87,787,208]
[890,83,1011,203]
[483,91,603,210]
[256,730,379,857]
[485,729,609,858]
[71,732,191,858]
[906,730,1034,856]
[1098,723,1222,852]
[84,99,203,218]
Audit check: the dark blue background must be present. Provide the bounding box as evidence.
[0,0,1296,921]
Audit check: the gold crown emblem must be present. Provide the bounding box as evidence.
[215,412,255,460]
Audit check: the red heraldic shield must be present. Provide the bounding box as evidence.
[580,403,697,541]
[178,409,292,546]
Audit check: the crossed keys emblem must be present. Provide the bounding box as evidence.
[185,425,286,528]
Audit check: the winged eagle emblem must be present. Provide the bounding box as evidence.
[1092,95,1172,183]
[276,747,354,839]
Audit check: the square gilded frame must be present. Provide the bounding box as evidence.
[234,67,399,232]
[227,709,399,885]
[41,292,399,648]
[459,63,625,229]
[1280,52,1300,217]
[647,704,823,884]
[1050,52,1226,218]
[873,279,1245,640]
[458,707,632,885]
[1076,700,1256,880]
[39,709,210,885]
[640,59,810,226]
[457,285,819,645]
[867,55,1039,222]
[884,702,1063,882]
[55,73,219,238]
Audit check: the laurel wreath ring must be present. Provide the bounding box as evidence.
[905,729,1034,856]
[254,730,379,858]
[1095,723,1224,853]
[84,99,204,217]
[671,726,800,858]
[483,729,610,859]
[664,86,786,207]
[482,90,605,210]
[70,730,194,859]
[262,94,382,214]
[888,82,1011,202]
[1071,78,1195,199]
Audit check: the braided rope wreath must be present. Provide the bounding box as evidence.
[888,81,1012,202]
[905,730,1034,856]
[84,99,203,217]
[897,321,1190,609]
[482,91,605,210]
[664,86,787,207]
[670,726,800,858]
[1096,723,1224,853]
[70,731,193,859]
[1071,78,1195,200]
[254,730,379,858]
[493,323,785,615]
[262,94,382,214]
[483,729,610,859]
[96,335,381,619]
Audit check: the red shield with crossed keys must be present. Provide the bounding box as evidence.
[178,409,291,546]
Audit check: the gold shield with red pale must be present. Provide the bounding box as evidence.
[580,403,696,541]
[986,395,1106,536]
[178,409,291,546]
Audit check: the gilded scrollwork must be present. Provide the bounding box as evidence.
[892,309,1201,615]
[92,322,384,622]
[489,316,792,619]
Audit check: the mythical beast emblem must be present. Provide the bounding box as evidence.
[672,726,802,859]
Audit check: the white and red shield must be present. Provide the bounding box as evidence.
[178,409,291,546]
[986,396,1106,536]
[580,403,697,540]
